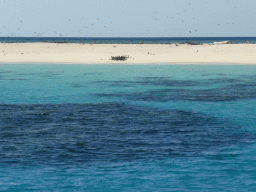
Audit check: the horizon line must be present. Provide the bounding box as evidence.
[0,36,256,38]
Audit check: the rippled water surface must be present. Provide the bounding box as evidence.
[1,37,256,44]
[0,64,256,191]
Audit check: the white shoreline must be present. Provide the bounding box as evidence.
[1,43,256,64]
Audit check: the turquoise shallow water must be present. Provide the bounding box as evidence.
[0,64,256,191]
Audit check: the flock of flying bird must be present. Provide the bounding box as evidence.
[1,1,237,37]
[1,17,115,37]
[1,16,201,37]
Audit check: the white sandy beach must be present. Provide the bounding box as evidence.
[0,43,256,64]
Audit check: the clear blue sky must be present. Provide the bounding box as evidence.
[1,0,256,37]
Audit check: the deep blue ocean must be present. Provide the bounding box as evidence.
[0,37,256,191]
[0,36,256,44]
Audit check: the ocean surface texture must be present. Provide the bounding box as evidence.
[1,37,256,44]
[0,64,256,191]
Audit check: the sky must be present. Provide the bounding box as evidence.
[1,0,256,37]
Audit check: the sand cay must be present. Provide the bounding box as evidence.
[0,42,256,64]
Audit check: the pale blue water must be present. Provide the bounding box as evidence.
[0,64,256,191]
